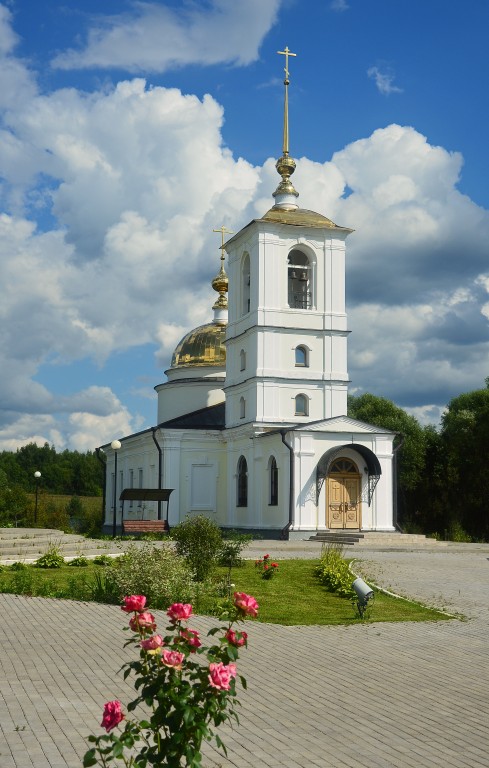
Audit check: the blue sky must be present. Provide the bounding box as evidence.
[1,0,488,450]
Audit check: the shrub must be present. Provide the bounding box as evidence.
[35,542,65,569]
[315,542,355,600]
[68,556,89,567]
[104,542,194,609]
[217,530,252,568]
[92,554,113,566]
[171,515,223,581]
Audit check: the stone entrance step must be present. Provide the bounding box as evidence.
[309,531,445,547]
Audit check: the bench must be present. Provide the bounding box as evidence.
[122,520,169,535]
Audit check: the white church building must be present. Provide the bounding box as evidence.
[100,57,396,539]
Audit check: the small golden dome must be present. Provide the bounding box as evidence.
[171,323,226,369]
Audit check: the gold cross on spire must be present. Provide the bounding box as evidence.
[213,225,233,252]
[277,46,296,82]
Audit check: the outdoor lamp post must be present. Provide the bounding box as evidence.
[111,440,121,537]
[34,471,41,524]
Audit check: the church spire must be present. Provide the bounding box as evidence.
[273,46,299,210]
[211,226,232,325]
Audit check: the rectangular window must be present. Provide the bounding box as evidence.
[129,469,134,508]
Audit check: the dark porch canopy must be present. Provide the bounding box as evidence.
[119,489,173,523]
[316,444,381,505]
[119,489,173,502]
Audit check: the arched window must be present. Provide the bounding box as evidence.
[240,349,246,371]
[241,253,250,316]
[295,345,308,367]
[295,393,308,416]
[268,456,278,506]
[237,456,248,507]
[288,250,311,310]
[330,458,358,474]
[239,397,246,419]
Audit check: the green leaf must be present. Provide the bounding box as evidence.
[82,750,97,767]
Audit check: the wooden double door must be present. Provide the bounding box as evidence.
[327,459,361,530]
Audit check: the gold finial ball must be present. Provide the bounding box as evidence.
[276,154,296,179]
[212,269,228,295]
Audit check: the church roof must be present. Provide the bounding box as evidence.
[159,402,225,430]
[260,206,352,231]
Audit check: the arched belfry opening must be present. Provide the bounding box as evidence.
[288,249,311,309]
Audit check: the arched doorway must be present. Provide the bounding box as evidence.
[327,458,361,529]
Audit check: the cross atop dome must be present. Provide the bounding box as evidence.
[273,46,299,210]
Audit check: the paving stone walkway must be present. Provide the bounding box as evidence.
[0,543,488,767]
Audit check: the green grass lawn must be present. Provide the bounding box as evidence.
[217,560,450,625]
[0,558,451,625]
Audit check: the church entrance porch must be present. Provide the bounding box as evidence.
[326,458,361,530]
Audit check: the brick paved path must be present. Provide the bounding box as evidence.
[0,545,488,767]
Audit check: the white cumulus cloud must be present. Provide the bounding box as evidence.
[52,0,282,72]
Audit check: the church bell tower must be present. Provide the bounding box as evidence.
[224,48,352,430]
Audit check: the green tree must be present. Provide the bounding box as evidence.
[439,382,489,539]
[348,393,429,527]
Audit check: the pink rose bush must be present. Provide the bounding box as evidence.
[84,592,258,768]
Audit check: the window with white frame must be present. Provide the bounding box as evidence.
[295,393,308,416]
[295,345,308,367]
[268,456,278,506]
[237,456,248,507]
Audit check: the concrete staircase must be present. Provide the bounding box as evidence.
[0,528,124,564]
[308,531,445,548]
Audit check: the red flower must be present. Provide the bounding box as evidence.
[129,612,157,633]
[162,649,185,670]
[271,562,279,568]
[121,595,146,613]
[101,700,124,732]
[179,628,201,651]
[167,603,193,623]
[225,629,248,647]
[233,591,259,617]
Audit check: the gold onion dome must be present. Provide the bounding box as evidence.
[170,229,229,370]
[170,323,226,369]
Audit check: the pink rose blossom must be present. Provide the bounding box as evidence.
[208,662,237,691]
[162,649,185,670]
[225,629,248,648]
[167,603,193,623]
[140,634,164,651]
[101,700,124,732]
[121,595,147,613]
[180,628,201,651]
[233,591,259,618]
[129,612,157,632]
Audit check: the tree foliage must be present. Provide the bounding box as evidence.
[348,393,428,491]
[0,443,104,497]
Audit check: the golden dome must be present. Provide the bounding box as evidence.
[171,323,226,369]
